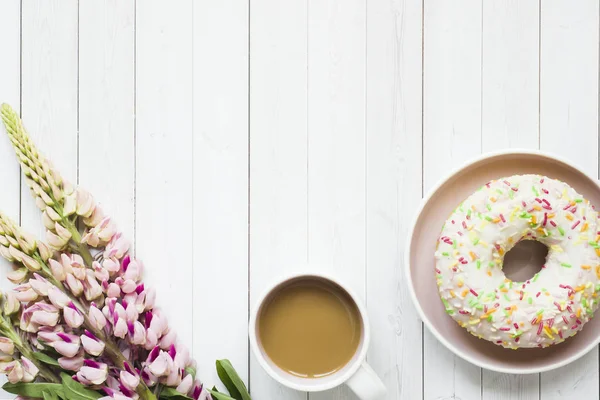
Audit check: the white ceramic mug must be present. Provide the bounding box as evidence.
[249,272,387,399]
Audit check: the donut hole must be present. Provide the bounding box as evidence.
[502,240,549,282]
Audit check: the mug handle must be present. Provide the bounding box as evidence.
[345,362,387,400]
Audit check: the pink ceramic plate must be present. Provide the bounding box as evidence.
[405,150,600,374]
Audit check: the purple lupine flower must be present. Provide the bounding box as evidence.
[77,359,108,385]
[58,351,84,371]
[81,330,105,356]
[119,362,140,390]
[52,332,81,358]
[64,302,84,328]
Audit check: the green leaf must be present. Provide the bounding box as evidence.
[33,351,61,366]
[60,373,103,399]
[42,390,61,400]
[216,359,251,400]
[159,387,193,399]
[209,390,237,400]
[3,382,63,398]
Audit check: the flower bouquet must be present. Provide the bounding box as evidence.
[0,104,251,400]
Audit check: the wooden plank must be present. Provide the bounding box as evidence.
[248,0,308,397]
[0,1,21,397]
[307,0,366,398]
[79,0,135,243]
[480,1,540,399]
[21,0,78,239]
[423,1,482,399]
[136,0,194,359]
[192,0,249,389]
[539,1,599,398]
[365,0,423,398]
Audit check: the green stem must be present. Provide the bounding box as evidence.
[63,221,94,267]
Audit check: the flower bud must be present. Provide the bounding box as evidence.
[42,211,55,230]
[45,206,61,221]
[77,359,108,385]
[53,332,80,358]
[7,360,23,383]
[107,283,121,298]
[8,246,25,262]
[16,232,36,255]
[64,303,84,328]
[81,330,105,357]
[13,284,38,302]
[75,188,95,218]
[83,272,103,301]
[0,337,14,355]
[30,274,50,296]
[0,245,14,262]
[46,230,68,250]
[93,261,109,282]
[37,242,52,262]
[63,192,77,216]
[114,318,128,339]
[83,207,104,227]
[160,329,177,350]
[81,230,100,247]
[65,274,83,297]
[120,362,140,390]
[88,303,107,330]
[177,373,194,394]
[48,259,66,281]
[7,267,29,284]
[47,286,70,309]
[21,357,38,383]
[29,302,60,327]
[3,292,20,315]
[21,254,41,272]
[58,352,84,371]
[54,223,72,242]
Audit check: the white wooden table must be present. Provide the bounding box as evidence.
[0,1,598,399]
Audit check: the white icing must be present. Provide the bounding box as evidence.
[435,174,600,348]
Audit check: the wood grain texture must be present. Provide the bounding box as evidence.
[481,1,540,399]
[192,0,250,390]
[135,0,194,360]
[366,0,423,399]
[21,0,78,239]
[249,0,308,397]
[423,1,482,399]
[307,0,366,399]
[539,1,600,398]
[79,0,135,243]
[0,1,20,397]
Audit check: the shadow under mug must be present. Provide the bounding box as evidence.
[249,272,387,400]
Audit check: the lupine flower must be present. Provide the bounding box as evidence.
[0,104,215,400]
[77,359,108,385]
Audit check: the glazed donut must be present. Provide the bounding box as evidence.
[435,174,600,349]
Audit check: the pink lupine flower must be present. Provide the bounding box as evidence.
[30,303,60,327]
[30,273,50,296]
[77,359,108,385]
[47,285,71,309]
[147,348,173,377]
[103,258,121,274]
[104,232,129,259]
[13,283,38,302]
[123,258,142,281]
[75,188,95,218]
[159,329,177,350]
[163,365,182,387]
[84,271,103,301]
[107,282,121,298]
[113,317,128,339]
[21,357,39,382]
[6,360,23,383]
[120,362,140,390]
[48,258,66,281]
[125,302,139,322]
[58,351,84,371]
[64,302,84,328]
[0,337,14,355]
[94,260,110,282]
[52,332,81,358]
[177,374,193,394]
[141,368,158,387]
[81,330,105,356]
[89,303,107,330]
[46,229,69,250]
[65,273,84,297]
[129,321,146,346]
